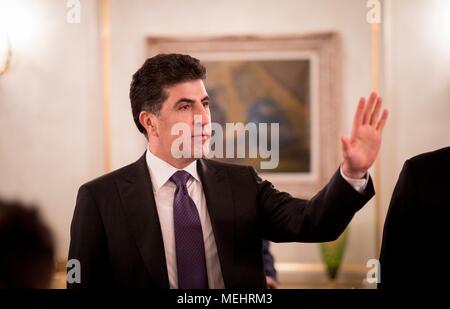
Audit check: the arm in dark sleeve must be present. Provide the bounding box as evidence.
[67,185,111,288]
[262,239,277,281]
[251,167,375,243]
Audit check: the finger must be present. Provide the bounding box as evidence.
[369,96,382,126]
[376,109,389,132]
[352,97,366,132]
[362,92,378,125]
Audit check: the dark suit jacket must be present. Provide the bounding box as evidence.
[379,147,450,289]
[68,153,374,288]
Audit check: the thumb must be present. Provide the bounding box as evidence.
[340,136,351,154]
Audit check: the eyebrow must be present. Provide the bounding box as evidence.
[174,96,210,106]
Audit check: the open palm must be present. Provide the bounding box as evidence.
[341,92,388,179]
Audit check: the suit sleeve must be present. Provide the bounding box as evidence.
[67,185,112,288]
[250,167,375,243]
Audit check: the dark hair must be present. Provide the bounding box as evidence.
[129,53,207,135]
[0,199,55,288]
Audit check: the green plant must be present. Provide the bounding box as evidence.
[319,228,349,280]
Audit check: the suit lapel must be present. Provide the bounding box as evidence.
[116,153,169,288]
[197,159,235,288]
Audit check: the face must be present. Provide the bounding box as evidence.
[140,79,211,168]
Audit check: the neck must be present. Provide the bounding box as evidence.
[148,144,195,169]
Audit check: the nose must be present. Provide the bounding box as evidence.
[202,103,211,125]
[194,103,211,126]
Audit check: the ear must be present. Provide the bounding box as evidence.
[139,111,159,137]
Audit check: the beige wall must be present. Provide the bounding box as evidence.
[1,0,448,286]
[0,0,103,258]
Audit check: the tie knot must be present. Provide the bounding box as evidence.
[170,170,191,187]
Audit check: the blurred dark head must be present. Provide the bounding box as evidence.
[0,200,55,289]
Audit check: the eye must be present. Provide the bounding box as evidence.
[203,101,210,108]
[179,105,190,111]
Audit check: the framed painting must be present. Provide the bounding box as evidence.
[147,34,341,198]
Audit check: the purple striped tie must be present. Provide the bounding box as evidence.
[170,170,208,289]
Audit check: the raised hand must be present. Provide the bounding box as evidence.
[341,92,388,179]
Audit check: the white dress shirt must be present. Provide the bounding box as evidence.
[145,149,368,289]
[146,149,225,289]
[339,165,369,193]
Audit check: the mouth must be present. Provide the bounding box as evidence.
[191,134,211,141]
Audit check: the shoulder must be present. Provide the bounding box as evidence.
[405,146,450,170]
[79,155,145,193]
[399,147,450,182]
[201,158,253,173]
[200,159,260,184]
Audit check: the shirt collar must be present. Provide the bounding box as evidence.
[145,148,200,192]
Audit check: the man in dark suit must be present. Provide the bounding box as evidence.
[379,147,450,288]
[68,54,388,288]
